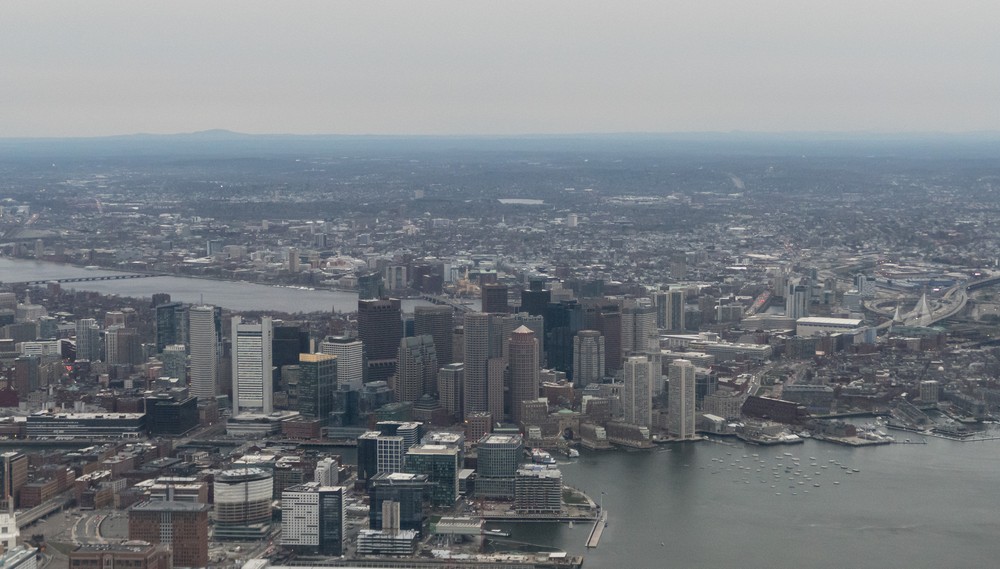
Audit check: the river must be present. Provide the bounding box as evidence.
[0,258,437,313]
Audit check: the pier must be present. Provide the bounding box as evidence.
[586,510,608,549]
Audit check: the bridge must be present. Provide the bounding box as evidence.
[419,294,476,313]
[868,273,1000,331]
[2,273,165,287]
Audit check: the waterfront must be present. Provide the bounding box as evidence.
[0,258,434,313]
[498,435,1000,568]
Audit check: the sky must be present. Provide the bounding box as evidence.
[2,1,999,137]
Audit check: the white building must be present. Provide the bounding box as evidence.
[622,355,653,428]
[320,336,364,390]
[795,317,864,337]
[232,316,273,415]
[667,359,696,439]
[189,306,219,401]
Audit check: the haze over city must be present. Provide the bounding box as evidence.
[3,1,1000,137]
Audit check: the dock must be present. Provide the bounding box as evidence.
[586,510,608,548]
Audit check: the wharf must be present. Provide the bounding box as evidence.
[586,510,608,549]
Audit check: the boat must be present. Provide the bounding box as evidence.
[484,529,510,538]
[567,448,580,458]
[531,449,557,465]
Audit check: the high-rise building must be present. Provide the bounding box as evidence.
[377,436,406,474]
[520,287,551,317]
[667,359,696,439]
[462,312,491,419]
[298,353,337,423]
[188,305,219,402]
[544,300,583,379]
[213,468,273,540]
[475,434,523,499]
[622,299,656,357]
[155,302,187,352]
[623,355,653,428]
[161,344,187,384]
[358,299,402,384]
[128,501,211,567]
[413,305,454,365]
[572,330,604,388]
[357,272,384,301]
[320,336,364,390]
[437,363,464,419]
[75,318,100,362]
[0,451,27,509]
[482,284,510,314]
[509,326,540,425]
[394,335,438,403]
[106,326,141,366]
[596,303,622,375]
[280,483,346,556]
[786,280,810,320]
[231,316,274,415]
[405,444,460,507]
[665,290,686,332]
[515,466,562,513]
[368,472,427,533]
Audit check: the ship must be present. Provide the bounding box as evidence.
[531,449,557,465]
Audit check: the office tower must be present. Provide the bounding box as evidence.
[298,353,337,422]
[369,473,428,533]
[231,316,274,415]
[320,336,364,390]
[475,434,523,499]
[357,431,380,483]
[104,310,126,328]
[405,444,460,507]
[287,247,300,272]
[394,335,438,403]
[106,326,141,366]
[314,457,339,485]
[595,303,622,375]
[75,318,100,362]
[668,359,696,439]
[280,483,346,556]
[515,467,562,513]
[520,287,551,317]
[544,300,583,379]
[623,355,653,428]
[413,305,454,365]
[482,284,510,314]
[572,330,604,388]
[188,305,219,401]
[384,265,408,292]
[509,326,540,425]
[145,394,199,436]
[12,356,39,395]
[161,344,187,383]
[128,501,211,567]
[786,279,809,319]
[437,363,464,419]
[621,299,656,357]
[0,451,27,509]
[654,292,668,329]
[666,289,686,332]
[462,312,491,418]
[273,323,310,369]
[155,302,187,352]
[357,299,402,383]
[213,468,273,540]
[487,357,505,422]
[357,272,384,300]
[377,436,406,474]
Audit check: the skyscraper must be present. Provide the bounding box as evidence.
[231,316,274,415]
[106,326,141,366]
[75,318,100,362]
[666,289,686,332]
[280,483,346,556]
[544,300,583,379]
[572,330,604,388]
[155,302,188,352]
[509,326,540,425]
[622,299,656,358]
[298,353,337,423]
[161,344,187,384]
[520,285,551,317]
[462,312,491,419]
[320,336,364,390]
[413,305,454,365]
[596,303,622,376]
[437,363,464,419]
[357,299,402,384]
[786,280,810,320]
[394,335,438,403]
[623,355,653,428]
[188,305,219,402]
[668,359,696,439]
[482,284,510,314]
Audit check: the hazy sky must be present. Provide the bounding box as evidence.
[3,1,999,137]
